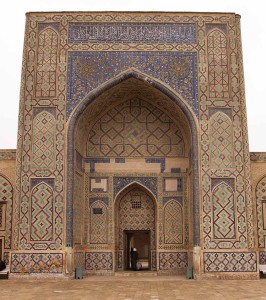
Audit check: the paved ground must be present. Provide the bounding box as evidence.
[2,275,266,300]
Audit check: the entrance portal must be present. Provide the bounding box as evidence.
[116,185,156,271]
[124,230,150,270]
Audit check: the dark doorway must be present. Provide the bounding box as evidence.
[124,230,150,270]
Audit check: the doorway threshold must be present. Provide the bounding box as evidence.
[115,271,158,277]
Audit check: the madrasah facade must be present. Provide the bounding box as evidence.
[0,11,266,279]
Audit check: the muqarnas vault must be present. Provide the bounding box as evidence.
[0,11,265,280]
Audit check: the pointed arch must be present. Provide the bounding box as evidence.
[114,181,157,207]
[66,69,200,247]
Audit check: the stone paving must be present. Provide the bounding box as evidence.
[2,275,266,300]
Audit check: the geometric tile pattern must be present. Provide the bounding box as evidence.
[117,187,155,270]
[13,12,255,276]
[259,251,266,265]
[87,98,185,157]
[0,175,13,249]
[73,172,84,245]
[204,252,257,272]
[36,28,58,98]
[30,182,53,241]
[164,200,183,244]
[32,110,56,169]
[159,252,188,270]
[207,28,229,99]
[255,176,266,247]
[90,201,108,244]
[210,112,234,168]
[85,252,113,271]
[0,149,16,160]
[212,182,236,239]
[67,51,198,118]
[68,23,196,43]
[0,204,3,228]
[10,253,63,273]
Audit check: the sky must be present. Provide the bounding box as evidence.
[1,0,265,151]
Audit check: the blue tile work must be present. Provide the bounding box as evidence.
[10,253,63,273]
[171,168,181,173]
[145,158,165,173]
[204,252,257,272]
[38,22,60,32]
[115,158,125,163]
[85,252,113,270]
[67,52,198,119]
[30,178,55,190]
[113,177,158,198]
[85,158,110,173]
[211,178,235,191]
[68,23,196,44]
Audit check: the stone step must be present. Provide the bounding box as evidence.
[115,271,158,277]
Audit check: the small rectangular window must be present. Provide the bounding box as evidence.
[93,208,103,214]
[131,195,141,208]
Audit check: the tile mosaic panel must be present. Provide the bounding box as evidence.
[250,152,266,162]
[10,253,63,273]
[207,26,229,98]
[87,98,185,157]
[90,201,108,244]
[85,252,113,270]
[212,181,236,239]
[256,176,266,247]
[152,251,157,269]
[0,203,4,229]
[36,27,58,98]
[204,252,257,272]
[0,150,16,160]
[73,172,84,245]
[159,252,188,270]
[117,250,123,269]
[68,23,196,43]
[164,200,183,244]
[3,251,9,265]
[0,175,13,249]
[259,251,266,265]
[32,109,56,169]
[209,111,234,169]
[67,51,198,118]
[30,182,54,241]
